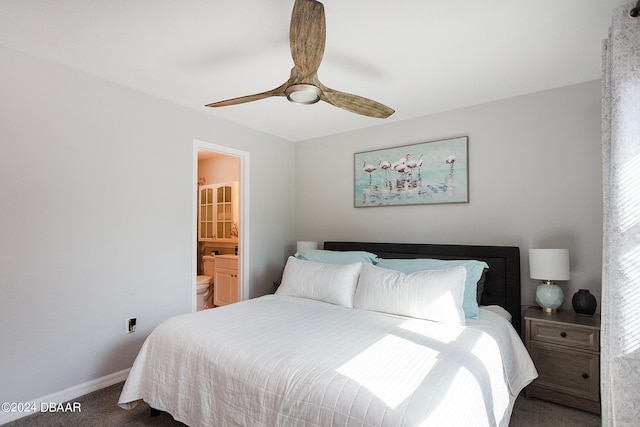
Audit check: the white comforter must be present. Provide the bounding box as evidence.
[119,295,537,427]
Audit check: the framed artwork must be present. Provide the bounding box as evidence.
[354,136,469,207]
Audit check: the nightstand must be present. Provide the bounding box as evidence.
[524,306,601,414]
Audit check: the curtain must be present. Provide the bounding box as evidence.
[601,2,640,425]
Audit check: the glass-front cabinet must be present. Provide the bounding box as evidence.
[198,182,238,242]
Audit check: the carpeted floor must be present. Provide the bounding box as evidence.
[3,383,183,427]
[3,382,600,426]
[509,393,600,427]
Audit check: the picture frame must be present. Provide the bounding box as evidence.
[354,136,469,207]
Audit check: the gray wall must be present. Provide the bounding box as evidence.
[295,80,603,312]
[0,45,295,404]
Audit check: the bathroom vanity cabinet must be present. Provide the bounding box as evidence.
[198,182,238,242]
[214,255,239,306]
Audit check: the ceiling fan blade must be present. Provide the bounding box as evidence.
[290,0,326,80]
[319,85,395,119]
[206,82,287,108]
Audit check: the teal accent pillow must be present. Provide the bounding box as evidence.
[376,258,489,319]
[295,249,379,265]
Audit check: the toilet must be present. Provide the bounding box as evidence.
[196,255,216,311]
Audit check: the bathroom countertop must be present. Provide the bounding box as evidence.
[216,254,238,259]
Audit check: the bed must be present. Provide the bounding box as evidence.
[118,242,537,426]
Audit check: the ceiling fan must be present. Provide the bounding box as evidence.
[206,0,394,119]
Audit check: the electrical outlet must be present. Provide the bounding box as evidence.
[127,317,137,334]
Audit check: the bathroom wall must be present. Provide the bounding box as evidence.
[198,152,240,185]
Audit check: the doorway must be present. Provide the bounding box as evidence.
[192,139,250,312]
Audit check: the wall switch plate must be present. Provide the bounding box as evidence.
[127,317,137,333]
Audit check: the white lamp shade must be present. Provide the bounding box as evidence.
[529,249,570,281]
[296,241,319,252]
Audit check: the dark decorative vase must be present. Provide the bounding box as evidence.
[572,289,597,315]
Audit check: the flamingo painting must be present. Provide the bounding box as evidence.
[355,136,468,207]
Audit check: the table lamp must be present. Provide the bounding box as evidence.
[529,249,570,312]
[296,241,319,252]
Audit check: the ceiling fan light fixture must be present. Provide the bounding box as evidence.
[285,84,321,104]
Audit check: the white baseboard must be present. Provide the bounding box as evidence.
[0,368,130,425]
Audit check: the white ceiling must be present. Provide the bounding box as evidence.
[0,0,628,142]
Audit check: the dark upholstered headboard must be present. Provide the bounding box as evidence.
[323,241,522,334]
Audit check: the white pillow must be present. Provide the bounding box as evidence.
[275,256,362,307]
[355,264,467,324]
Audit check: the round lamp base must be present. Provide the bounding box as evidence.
[536,283,564,312]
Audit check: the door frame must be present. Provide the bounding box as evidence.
[192,139,250,312]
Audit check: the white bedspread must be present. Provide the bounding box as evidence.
[119,295,537,427]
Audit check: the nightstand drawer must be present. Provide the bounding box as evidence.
[530,321,599,351]
[529,341,599,402]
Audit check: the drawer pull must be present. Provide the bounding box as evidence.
[582,373,589,379]
[560,332,567,338]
